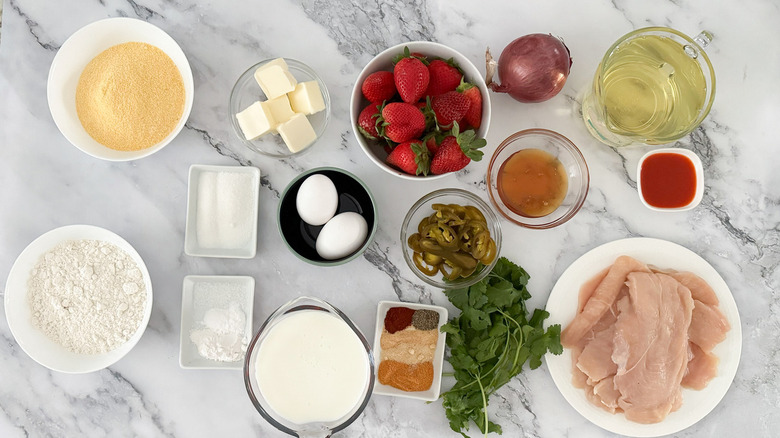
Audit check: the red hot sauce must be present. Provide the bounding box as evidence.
[640,153,697,208]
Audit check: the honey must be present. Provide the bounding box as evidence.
[497,148,568,218]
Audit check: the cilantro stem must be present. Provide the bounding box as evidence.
[497,309,525,371]
[474,370,489,438]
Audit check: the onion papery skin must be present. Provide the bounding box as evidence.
[489,34,572,103]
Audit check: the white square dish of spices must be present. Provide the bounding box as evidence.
[372,301,448,401]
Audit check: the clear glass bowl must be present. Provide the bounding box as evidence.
[400,189,502,290]
[229,58,331,158]
[487,129,589,229]
[243,296,374,437]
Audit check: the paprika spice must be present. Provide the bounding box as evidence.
[384,306,415,333]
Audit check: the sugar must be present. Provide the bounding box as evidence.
[196,171,256,249]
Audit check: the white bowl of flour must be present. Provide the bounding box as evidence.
[4,225,153,373]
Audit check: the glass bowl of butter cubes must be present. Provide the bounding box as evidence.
[230,58,331,158]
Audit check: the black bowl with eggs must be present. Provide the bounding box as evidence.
[278,167,377,266]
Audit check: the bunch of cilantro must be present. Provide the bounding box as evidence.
[440,257,562,437]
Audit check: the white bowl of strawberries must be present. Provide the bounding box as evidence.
[350,41,491,180]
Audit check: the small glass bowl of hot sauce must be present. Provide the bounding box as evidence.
[637,148,704,211]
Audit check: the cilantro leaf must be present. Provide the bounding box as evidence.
[440,257,563,437]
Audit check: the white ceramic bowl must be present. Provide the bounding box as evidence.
[47,17,194,161]
[350,41,491,180]
[637,148,704,212]
[184,164,261,258]
[179,275,255,370]
[4,225,153,373]
[372,301,447,401]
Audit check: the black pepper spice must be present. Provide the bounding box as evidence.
[411,309,439,331]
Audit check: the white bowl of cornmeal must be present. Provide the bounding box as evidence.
[47,17,194,161]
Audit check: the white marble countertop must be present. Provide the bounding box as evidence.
[1,1,778,437]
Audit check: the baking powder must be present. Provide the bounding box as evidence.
[190,301,248,362]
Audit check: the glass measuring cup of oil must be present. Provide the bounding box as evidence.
[244,296,374,437]
[581,27,715,147]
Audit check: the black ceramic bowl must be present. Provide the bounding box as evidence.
[278,167,377,266]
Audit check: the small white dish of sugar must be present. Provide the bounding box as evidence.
[184,164,260,258]
[179,275,255,369]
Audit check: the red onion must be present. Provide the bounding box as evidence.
[485,34,572,103]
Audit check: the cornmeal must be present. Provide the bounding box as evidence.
[76,42,185,151]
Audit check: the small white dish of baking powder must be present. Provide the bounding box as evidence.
[179,275,254,369]
[184,164,260,258]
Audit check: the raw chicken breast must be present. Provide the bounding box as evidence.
[562,256,650,347]
[577,266,610,313]
[653,269,719,306]
[577,324,617,385]
[590,377,621,413]
[612,273,695,424]
[689,300,730,353]
[682,342,720,390]
[563,256,731,424]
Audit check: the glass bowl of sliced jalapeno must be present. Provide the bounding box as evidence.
[400,188,502,289]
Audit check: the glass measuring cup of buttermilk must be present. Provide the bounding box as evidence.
[244,296,374,437]
[581,27,715,147]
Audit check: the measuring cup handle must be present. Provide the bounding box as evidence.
[694,31,714,49]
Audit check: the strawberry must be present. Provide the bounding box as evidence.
[425,59,463,97]
[357,103,381,139]
[431,90,470,129]
[378,102,426,143]
[422,130,445,154]
[386,140,430,175]
[430,122,486,174]
[362,71,396,103]
[457,80,483,129]
[393,47,430,104]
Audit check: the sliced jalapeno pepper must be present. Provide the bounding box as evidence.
[408,202,496,281]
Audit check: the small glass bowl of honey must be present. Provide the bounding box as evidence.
[487,129,590,229]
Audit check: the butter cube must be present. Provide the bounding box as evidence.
[265,95,296,128]
[255,65,297,100]
[253,59,288,89]
[288,81,325,115]
[254,58,289,76]
[277,113,317,153]
[236,101,275,140]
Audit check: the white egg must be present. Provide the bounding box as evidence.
[316,212,369,260]
[295,174,338,226]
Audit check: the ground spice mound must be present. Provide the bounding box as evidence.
[384,306,415,333]
[412,309,439,330]
[377,360,434,392]
[380,327,438,363]
[76,42,185,151]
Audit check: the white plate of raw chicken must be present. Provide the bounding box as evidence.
[545,237,741,437]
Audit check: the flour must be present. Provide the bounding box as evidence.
[190,301,248,362]
[27,239,147,355]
